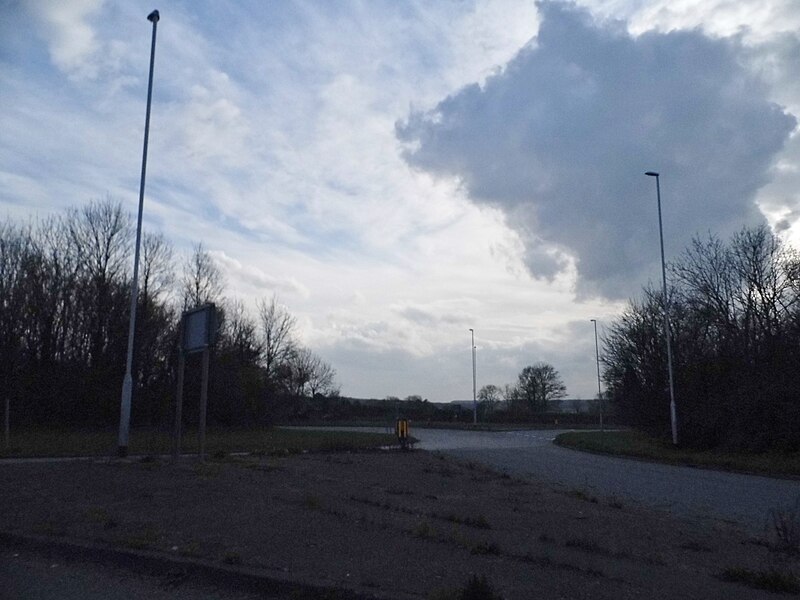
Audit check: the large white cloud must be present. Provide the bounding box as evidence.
[397,1,796,300]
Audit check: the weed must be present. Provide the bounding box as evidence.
[429,575,502,600]
[178,540,203,557]
[428,588,459,600]
[349,495,393,510]
[520,553,605,579]
[538,533,556,544]
[193,461,221,478]
[523,553,555,568]
[567,489,598,504]
[438,513,491,530]
[460,575,502,600]
[720,566,800,594]
[413,521,434,539]
[304,494,321,510]
[160,568,189,588]
[32,521,67,537]
[423,466,456,477]
[770,497,800,554]
[222,551,242,565]
[566,538,610,556]
[243,462,282,473]
[607,496,624,509]
[122,531,159,550]
[385,486,413,496]
[564,537,637,562]
[680,541,713,553]
[470,541,501,556]
[85,507,117,529]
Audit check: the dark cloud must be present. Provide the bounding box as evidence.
[397,1,796,299]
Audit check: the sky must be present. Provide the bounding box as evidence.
[2,0,799,402]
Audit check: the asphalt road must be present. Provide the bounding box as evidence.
[408,428,800,533]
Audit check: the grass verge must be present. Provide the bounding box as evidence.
[0,427,396,459]
[554,430,800,478]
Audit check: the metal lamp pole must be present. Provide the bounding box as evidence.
[118,10,160,457]
[645,171,678,446]
[469,328,477,424]
[590,319,604,432]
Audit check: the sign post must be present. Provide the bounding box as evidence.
[198,347,210,459]
[173,303,216,460]
[173,350,185,458]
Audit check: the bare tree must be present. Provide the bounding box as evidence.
[478,384,502,413]
[605,225,800,449]
[181,242,224,310]
[502,383,522,413]
[66,199,131,286]
[65,199,131,368]
[223,299,263,363]
[307,354,337,397]
[141,232,174,307]
[285,346,315,397]
[257,294,296,381]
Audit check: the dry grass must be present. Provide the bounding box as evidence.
[0,426,395,458]
[555,430,800,478]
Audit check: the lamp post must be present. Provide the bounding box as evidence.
[590,319,604,432]
[469,328,477,424]
[118,10,160,457]
[645,171,678,446]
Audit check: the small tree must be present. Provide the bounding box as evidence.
[181,242,224,310]
[478,384,502,414]
[307,354,338,397]
[257,294,297,384]
[517,362,567,412]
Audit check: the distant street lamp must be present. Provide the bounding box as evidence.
[590,319,604,432]
[645,171,678,446]
[469,328,477,424]
[118,10,160,457]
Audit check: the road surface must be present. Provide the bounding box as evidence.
[303,426,800,533]
[415,428,800,532]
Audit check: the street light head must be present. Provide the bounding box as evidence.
[147,10,160,23]
[645,171,659,177]
[469,328,473,332]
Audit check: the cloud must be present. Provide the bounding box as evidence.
[392,301,473,328]
[397,1,796,300]
[24,0,106,79]
[210,251,310,299]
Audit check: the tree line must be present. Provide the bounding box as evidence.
[0,199,338,429]
[477,362,568,417]
[603,225,800,451]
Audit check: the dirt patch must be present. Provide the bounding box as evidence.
[0,450,795,599]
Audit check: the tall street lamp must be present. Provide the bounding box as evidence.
[590,319,604,432]
[645,171,678,445]
[118,10,160,457]
[469,328,477,424]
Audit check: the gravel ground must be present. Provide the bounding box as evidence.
[0,449,797,599]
